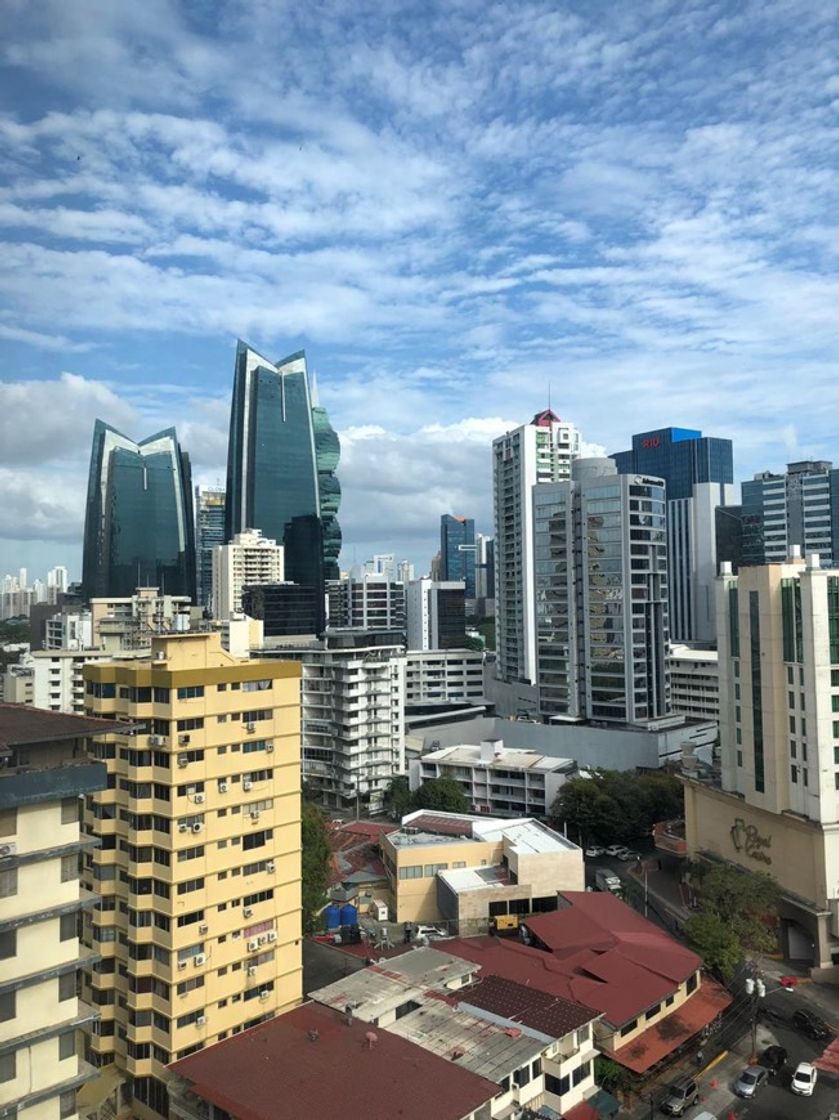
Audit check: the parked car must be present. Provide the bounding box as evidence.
[792,1007,832,1040]
[605,844,628,857]
[584,846,605,858]
[659,1077,698,1116]
[734,1066,768,1098]
[759,1044,788,1076]
[790,1061,817,1096]
[618,848,641,862]
[414,924,448,941]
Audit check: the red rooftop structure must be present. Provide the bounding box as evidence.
[168,1002,499,1120]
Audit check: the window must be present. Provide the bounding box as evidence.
[177,878,205,895]
[791,765,798,784]
[178,845,205,862]
[572,1061,590,1087]
[242,678,272,692]
[0,868,17,898]
[59,1031,76,1060]
[176,717,204,731]
[423,863,448,876]
[177,686,205,700]
[0,992,14,1022]
[61,797,79,824]
[58,972,76,1001]
[60,913,77,941]
[0,1052,16,1083]
[398,866,423,880]
[0,930,15,960]
[686,973,698,994]
[513,1064,531,1088]
[61,854,79,882]
[0,808,16,836]
[545,1072,570,1096]
[645,1003,660,1021]
[620,1019,637,1036]
[177,976,205,996]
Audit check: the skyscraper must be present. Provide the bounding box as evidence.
[534,459,671,724]
[440,515,476,598]
[82,420,196,601]
[611,427,735,644]
[493,409,581,686]
[740,460,839,567]
[224,341,341,586]
[195,486,226,609]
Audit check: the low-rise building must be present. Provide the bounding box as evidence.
[669,645,719,722]
[0,704,115,1120]
[382,810,583,929]
[410,739,575,818]
[403,649,485,710]
[167,1001,499,1120]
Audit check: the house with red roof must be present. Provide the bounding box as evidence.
[446,891,732,1075]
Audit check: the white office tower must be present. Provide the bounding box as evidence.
[406,578,466,650]
[397,560,415,584]
[365,553,396,580]
[493,410,581,686]
[685,553,839,966]
[327,573,406,632]
[46,565,69,603]
[211,528,284,619]
[533,458,671,725]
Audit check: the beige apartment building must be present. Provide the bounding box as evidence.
[79,632,302,1120]
[381,809,583,928]
[0,705,113,1120]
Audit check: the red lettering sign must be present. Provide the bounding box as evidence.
[642,437,660,448]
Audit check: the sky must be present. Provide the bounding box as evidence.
[0,0,837,582]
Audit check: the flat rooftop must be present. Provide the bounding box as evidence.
[422,743,575,772]
[0,703,124,749]
[389,810,578,854]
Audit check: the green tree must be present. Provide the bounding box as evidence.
[594,1056,637,1096]
[692,863,780,955]
[384,775,413,819]
[412,776,469,813]
[549,769,684,846]
[684,909,743,980]
[301,801,331,933]
[548,776,621,844]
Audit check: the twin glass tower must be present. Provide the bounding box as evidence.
[82,341,341,603]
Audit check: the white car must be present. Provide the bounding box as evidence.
[790,1061,817,1096]
[414,924,448,940]
[605,844,627,857]
[584,846,605,858]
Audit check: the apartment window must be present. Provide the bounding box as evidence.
[178,845,205,862]
[176,718,204,732]
[177,878,205,895]
[61,854,79,882]
[0,931,15,959]
[787,666,794,684]
[58,972,76,1001]
[0,1052,16,1083]
[60,913,77,941]
[0,992,14,1021]
[61,797,79,824]
[59,1092,76,1120]
[0,868,17,898]
[59,1031,76,1060]
[177,686,205,700]
[572,1061,591,1087]
[177,976,205,996]
[545,1072,570,1096]
[513,1064,531,1088]
[791,765,798,784]
[243,829,272,852]
[217,683,227,692]
[423,863,449,876]
[645,1003,660,1021]
[398,866,423,880]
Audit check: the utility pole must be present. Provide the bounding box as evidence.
[745,968,767,1059]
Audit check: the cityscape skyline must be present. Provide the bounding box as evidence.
[1,2,837,576]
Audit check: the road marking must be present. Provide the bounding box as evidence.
[700,1049,730,1073]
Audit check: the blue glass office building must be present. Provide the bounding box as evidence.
[224,341,341,594]
[611,427,733,497]
[440,515,476,598]
[82,421,196,600]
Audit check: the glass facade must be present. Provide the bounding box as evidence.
[224,342,341,590]
[195,486,226,609]
[611,426,733,499]
[82,421,196,600]
[440,515,476,597]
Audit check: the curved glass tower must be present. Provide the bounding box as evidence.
[82,420,196,600]
[225,341,341,589]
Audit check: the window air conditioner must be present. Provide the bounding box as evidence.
[247,938,260,952]
[193,954,206,967]
[258,990,270,1001]
[149,735,164,746]
[198,923,208,934]
[243,907,253,918]
[0,843,16,858]
[242,779,253,791]
[219,782,229,793]
[178,823,189,833]
[196,1014,206,1026]
[246,722,256,732]
[192,822,203,834]
[177,960,188,970]
[179,734,190,745]
[266,930,277,943]
[247,965,257,977]
[194,793,205,804]
[154,651,167,661]
[177,755,188,768]
[265,743,274,753]
[249,810,260,821]
[266,861,275,873]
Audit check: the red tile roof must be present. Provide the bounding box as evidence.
[0,702,124,747]
[169,1002,498,1120]
[609,976,732,1073]
[460,974,599,1037]
[406,813,474,837]
[563,1102,600,1120]
[447,892,701,1029]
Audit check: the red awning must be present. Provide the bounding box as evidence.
[609,978,732,1074]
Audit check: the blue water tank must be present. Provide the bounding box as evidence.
[324,904,342,930]
[340,903,358,927]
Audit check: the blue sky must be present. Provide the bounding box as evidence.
[0,0,837,581]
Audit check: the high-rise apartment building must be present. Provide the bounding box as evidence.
[684,553,839,966]
[0,705,113,1120]
[194,488,226,610]
[493,410,581,686]
[224,341,341,588]
[82,421,196,602]
[406,579,466,651]
[397,560,415,584]
[326,574,406,634]
[211,530,284,620]
[440,516,476,599]
[611,427,734,644]
[475,534,495,601]
[740,460,839,567]
[79,632,302,1118]
[533,459,671,725]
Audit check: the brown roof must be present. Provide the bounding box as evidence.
[0,703,125,748]
[169,1003,498,1120]
[460,974,599,1037]
[406,813,474,837]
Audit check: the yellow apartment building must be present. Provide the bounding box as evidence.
[0,704,113,1120]
[79,632,302,1120]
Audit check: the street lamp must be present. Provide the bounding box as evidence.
[745,975,767,1059]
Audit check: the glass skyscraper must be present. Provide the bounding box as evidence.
[82,420,196,600]
[195,485,226,609]
[224,341,341,590]
[440,514,476,598]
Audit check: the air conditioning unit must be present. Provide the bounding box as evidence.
[149,735,164,746]
[178,823,189,833]
[243,907,253,918]
[258,990,270,1001]
[179,734,191,745]
[265,743,274,753]
[249,810,260,821]
[192,822,203,834]
[177,755,189,768]
[198,923,208,934]
[266,861,275,873]
[194,793,205,804]
[266,930,277,943]
[247,938,260,952]
[177,961,188,971]
[242,779,253,791]
[0,842,17,858]
[196,1014,206,1026]
[257,934,267,946]
[219,782,229,793]
[194,954,206,967]
[154,651,167,662]
[247,965,257,977]
[246,722,256,732]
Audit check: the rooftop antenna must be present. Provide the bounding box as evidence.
[547,381,552,412]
